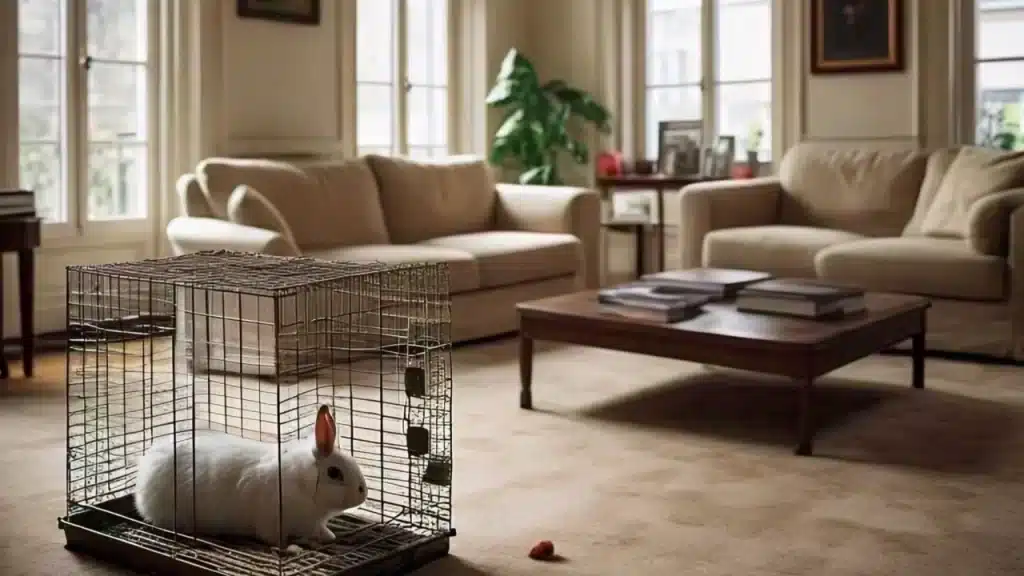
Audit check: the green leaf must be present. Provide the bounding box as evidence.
[519,165,552,185]
[489,136,518,165]
[568,139,589,165]
[485,79,517,107]
[495,109,526,139]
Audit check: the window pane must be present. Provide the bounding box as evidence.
[357,84,394,150]
[407,86,446,147]
[19,58,62,141]
[357,0,394,84]
[717,81,772,160]
[407,0,448,86]
[645,86,702,157]
[978,1,1024,60]
[88,63,147,142]
[88,143,147,220]
[717,0,771,82]
[19,143,62,222]
[976,60,1024,149]
[19,0,63,55]
[87,0,147,61]
[646,0,702,86]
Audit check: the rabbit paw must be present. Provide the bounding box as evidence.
[314,523,336,543]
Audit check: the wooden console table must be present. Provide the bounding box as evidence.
[0,217,41,378]
[596,174,726,274]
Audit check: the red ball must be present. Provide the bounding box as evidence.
[528,540,555,560]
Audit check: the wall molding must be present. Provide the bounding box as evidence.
[0,1,17,188]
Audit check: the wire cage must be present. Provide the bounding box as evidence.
[59,250,454,576]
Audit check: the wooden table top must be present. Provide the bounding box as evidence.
[596,174,728,189]
[517,290,930,350]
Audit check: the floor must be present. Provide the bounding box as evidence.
[2,339,1024,575]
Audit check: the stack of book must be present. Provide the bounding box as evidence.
[642,268,773,299]
[597,282,710,323]
[0,190,36,219]
[735,278,866,319]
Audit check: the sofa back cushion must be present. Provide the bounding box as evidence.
[366,155,497,243]
[902,148,959,236]
[916,146,1024,238]
[195,157,389,249]
[778,142,927,237]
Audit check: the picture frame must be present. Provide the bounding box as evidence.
[237,0,321,26]
[810,0,904,75]
[711,136,736,178]
[657,120,703,177]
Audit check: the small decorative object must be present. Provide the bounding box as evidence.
[632,158,657,175]
[237,0,321,25]
[487,49,612,185]
[811,0,904,74]
[658,120,703,176]
[702,147,716,176]
[60,251,455,575]
[712,135,736,178]
[596,151,624,177]
[745,124,764,173]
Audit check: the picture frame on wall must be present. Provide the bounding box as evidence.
[810,0,904,75]
[237,0,321,26]
[657,120,703,177]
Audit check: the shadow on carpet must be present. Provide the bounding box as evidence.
[577,369,1021,477]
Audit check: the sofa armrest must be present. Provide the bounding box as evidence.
[494,183,601,289]
[166,217,300,256]
[675,177,782,268]
[966,188,1024,256]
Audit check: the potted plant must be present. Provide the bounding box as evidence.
[486,49,612,185]
[745,124,764,172]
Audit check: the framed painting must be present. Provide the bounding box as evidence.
[657,120,703,177]
[237,0,321,26]
[810,0,903,74]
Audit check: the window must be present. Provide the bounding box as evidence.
[18,0,153,225]
[975,0,1024,149]
[356,0,449,158]
[644,0,772,162]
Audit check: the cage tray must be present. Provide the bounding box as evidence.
[60,496,451,576]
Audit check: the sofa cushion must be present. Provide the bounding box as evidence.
[366,155,497,243]
[903,148,958,236]
[815,237,1006,301]
[420,231,580,289]
[919,147,1024,238]
[778,142,927,236]
[225,184,301,256]
[703,225,864,279]
[196,157,388,250]
[305,244,481,294]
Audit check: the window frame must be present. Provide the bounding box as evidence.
[633,0,774,164]
[354,0,456,158]
[15,0,160,241]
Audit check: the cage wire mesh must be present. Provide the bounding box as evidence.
[62,250,454,576]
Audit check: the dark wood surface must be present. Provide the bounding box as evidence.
[0,217,41,378]
[596,174,728,273]
[517,290,930,455]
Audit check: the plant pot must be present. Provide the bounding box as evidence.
[746,150,760,175]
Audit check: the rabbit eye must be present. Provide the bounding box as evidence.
[327,466,343,481]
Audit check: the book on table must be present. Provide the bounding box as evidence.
[0,190,35,219]
[735,278,866,319]
[597,283,710,323]
[640,268,773,299]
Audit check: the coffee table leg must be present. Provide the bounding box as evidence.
[795,376,814,456]
[519,335,534,409]
[911,331,925,389]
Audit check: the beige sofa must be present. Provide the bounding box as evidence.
[677,142,1024,361]
[166,154,600,344]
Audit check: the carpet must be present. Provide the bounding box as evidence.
[2,339,1024,575]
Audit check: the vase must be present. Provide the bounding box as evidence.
[746,150,760,175]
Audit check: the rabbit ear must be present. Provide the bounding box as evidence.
[314,405,336,457]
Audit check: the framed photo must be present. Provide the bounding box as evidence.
[810,0,903,75]
[657,120,703,177]
[237,0,321,26]
[711,136,736,177]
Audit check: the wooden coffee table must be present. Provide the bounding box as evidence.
[517,291,930,456]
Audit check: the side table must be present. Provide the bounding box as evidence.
[0,217,41,378]
[596,174,726,274]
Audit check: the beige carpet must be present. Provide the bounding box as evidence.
[2,339,1024,576]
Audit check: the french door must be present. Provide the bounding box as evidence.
[18,0,156,233]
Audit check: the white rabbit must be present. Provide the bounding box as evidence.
[133,404,367,547]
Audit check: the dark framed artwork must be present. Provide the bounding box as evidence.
[810,0,904,75]
[657,120,703,177]
[237,0,321,26]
